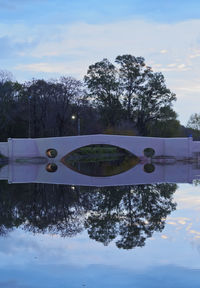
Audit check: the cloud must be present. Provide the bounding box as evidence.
[152,63,191,72]
[1,18,200,122]
[9,19,199,78]
[160,49,168,54]
[15,62,88,78]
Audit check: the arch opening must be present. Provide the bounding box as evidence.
[61,144,140,177]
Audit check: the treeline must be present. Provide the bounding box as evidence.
[0,55,197,141]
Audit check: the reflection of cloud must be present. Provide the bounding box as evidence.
[161,235,168,239]
[190,54,200,59]
[189,49,200,59]
[160,49,168,54]
[0,264,200,288]
[189,230,200,236]
[178,219,186,225]
[176,196,200,210]
[167,221,177,225]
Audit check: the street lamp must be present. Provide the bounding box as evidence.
[28,95,31,138]
[71,114,80,135]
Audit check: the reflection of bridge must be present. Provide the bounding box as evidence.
[1,135,200,186]
[0,162,200,186]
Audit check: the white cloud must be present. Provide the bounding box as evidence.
[15,62,87,76]
[15,61,88,80]
[2,18,200,123]
[160,49,168,54]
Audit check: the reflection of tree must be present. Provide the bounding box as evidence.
[85,184,177,249]
[0,182,177,249]
[0,183,85,237]
[20,184,85,237]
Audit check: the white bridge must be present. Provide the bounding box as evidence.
[1,135,200,186]
[0,134,198,159]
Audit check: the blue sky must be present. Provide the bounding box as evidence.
[1,0,200,24]
[1,0,200,123]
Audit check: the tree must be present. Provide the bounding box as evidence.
[53,76,83,136]
[0,70,14,84]
[187,113,200,131]
[148,106,181,137]
[84,58,123,126]
[22,77,83,137]
[85,55,177,136]
[115,55,151,121]
[126,64,176,136]
[0,78,23,140]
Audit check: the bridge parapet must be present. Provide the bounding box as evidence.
[6,135,195,160]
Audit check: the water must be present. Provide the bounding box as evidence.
[0,161,200,287]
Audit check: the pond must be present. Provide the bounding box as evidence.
[0,157,200,287]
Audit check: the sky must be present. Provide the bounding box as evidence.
[1,0,200,124]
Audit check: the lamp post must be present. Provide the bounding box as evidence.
[71,114,80,135]
[28,95,31,138]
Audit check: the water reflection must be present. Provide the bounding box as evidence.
[0,162,199,185]
[62,144,140,176]
[0,182,177,249]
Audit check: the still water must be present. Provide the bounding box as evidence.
[0,161,200,287]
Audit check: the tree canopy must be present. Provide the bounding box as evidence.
[84,54,178,135]
[187,113,200,131]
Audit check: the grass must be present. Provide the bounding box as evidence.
[75,145,119,155]
[62,144,139,164]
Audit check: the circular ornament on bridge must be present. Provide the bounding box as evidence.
[143,148,155,158]
[46,148,58,158]
[46,163,58,172]
[143,163,155,173]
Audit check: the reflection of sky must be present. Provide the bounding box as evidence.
[1,184,200,286]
